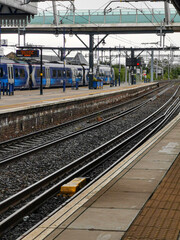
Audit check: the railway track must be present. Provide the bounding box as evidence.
[0,85,179,238]
[0,84,171,165]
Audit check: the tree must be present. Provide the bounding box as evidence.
[113,65,126,82]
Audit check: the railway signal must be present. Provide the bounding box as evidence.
[126,57,142,67]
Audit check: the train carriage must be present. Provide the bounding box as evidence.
[0,57,114,90]
[0,58,29,89]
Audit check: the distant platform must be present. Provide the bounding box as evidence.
[0,82,159,143]
[0,83,155,113]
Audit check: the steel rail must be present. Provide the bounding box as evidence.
[0,86,179,213]
[0,85,170,166]
[0,83,163,147]
[0,98,179,237]
[0,86,179,231]
[24,99,180,237]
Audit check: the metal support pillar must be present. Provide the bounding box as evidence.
[118,52,121,86]
[164,1,170,25]
[18,28,20,46]
[89,34,94,89]
[168,54,170,80]
[40,48,43,95]
[140,66,143,82]
[60,49,64,61]
[151,50,154,83]
[110,50,113,86]
[52,1,58,26]
[131,49,134,85]
[129,68,131,85]
[125,51,127,84]
[156,58,158,79]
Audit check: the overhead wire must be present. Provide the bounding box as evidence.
[6,1,179,51]
[35,1,159,49]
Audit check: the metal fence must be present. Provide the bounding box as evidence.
[30,8,180,25]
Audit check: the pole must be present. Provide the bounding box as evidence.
[0,24,1,48]
[164,1,170,25]
[156,58,158,80]
[110,50,113,86]
[52,1,58,26]
[118,48,121,86]
[18,28,20,46]
[40,48,43,95]
[63,29,66,92]
[151,50,154,83]
[125,51,127,85]
[131,49,134,85]
[168,54,170,80]
[89,34,94,89]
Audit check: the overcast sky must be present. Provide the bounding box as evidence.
[2,0,180,61]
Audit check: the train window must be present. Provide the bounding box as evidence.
[66,70,71,78]
[52,69,57,78]
[20,69,25,78]
[37,69,40,77]
[11,67,13,79]
[77,72,82,77]
[58,70,62,78]
[0,68,3,78]
[15,68,19,78]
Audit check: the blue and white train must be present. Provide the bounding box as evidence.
[0,58,114,89]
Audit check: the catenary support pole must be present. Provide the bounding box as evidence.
[151,50,154,83]
[40,48,43,95]
[89,34,94,89]
[131,49,134,85]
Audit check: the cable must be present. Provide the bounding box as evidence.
[109,35,140,48]
[127,2,159,28]
[144,2,161,25]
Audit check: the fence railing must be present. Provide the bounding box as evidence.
[30,8,180,25]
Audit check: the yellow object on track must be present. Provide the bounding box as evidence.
[60,177,87,197]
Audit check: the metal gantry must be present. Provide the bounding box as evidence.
[16,45,179,91]
[1,0,180,91]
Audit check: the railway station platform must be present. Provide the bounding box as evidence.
[0,83,154,112]
[0,82,159,142]
[20,113,180,240]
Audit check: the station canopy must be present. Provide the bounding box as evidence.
[0,0,37,26]
[171,0,180,14]
[26,0,74,2]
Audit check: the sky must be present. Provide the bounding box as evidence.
[1,0,180,63]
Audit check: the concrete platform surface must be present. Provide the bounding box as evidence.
[21,113,180,240]
[0,83,154,112]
